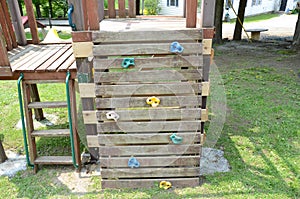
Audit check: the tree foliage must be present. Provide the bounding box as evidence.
[144,0,161,15]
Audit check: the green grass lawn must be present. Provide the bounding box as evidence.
[227,13,280,24]
[0,42,299,198]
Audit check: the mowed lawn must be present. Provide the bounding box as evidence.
[0,42,299,198]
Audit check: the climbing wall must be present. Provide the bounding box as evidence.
[77,29,211,189]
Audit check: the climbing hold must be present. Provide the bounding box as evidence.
[146,96,160,107]
[170,133,183,144]
[170,41,184,53]
[159,181,172,190]
[121,58,135,68]
[128,157,140,168]
[106,111,120,122]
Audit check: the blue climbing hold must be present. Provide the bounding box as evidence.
[170,133,183,144]
[128,157,140,168]
[122,58,135,68]
[170,42,184,53]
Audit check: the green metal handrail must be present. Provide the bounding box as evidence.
[17,73,34,167]
[65,71,79,169]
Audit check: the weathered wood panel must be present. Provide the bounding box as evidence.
[97,121,201,133]
[95,83,202,97]
[89,132,200,146]
[93,43,202,56]
[201,0,216,27]
[99,156,200,167]
[99,144,201,156]
[101,178,199,189]
[0,4,13,50]
[186,0,197,28]
[128,0,136,18]
[94,70,202,83]
[0,26,10,67]
[92,30,202,43]
[79,83,96,98]
[108,0,116,18]
[101,167,200,178]
[95,96,202,108]
[24,0,39,44]
[85,0,100,30]
[0,0,17,48]
[94,56,203,70]
[118,0,126,18]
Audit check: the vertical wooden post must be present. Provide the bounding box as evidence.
[7,0,27,46]
[24,0,40,44]
[201,0,216,27]
[98,0,105,21]
[85,0,100,30]
[0,5,13,50]
[68,0,85,31]
[108,0,116,18]
[82,0,89,30]
[118,0,126,18]
[29,84,45,121]
[186,0,197,28]
[0,0,17,48]
[128,0,136,18]
[0,26,10,67]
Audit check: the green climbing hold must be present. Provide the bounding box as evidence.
[170,133,183,144]
[122,58,135,68]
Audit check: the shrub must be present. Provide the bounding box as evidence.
[144,0,161,15]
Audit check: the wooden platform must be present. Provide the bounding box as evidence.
[1,44,76,80]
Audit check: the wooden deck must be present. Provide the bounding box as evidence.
[1,44,76,80]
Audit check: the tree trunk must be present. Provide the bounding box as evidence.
[49,0,53,18]
[233,0,247,40]
[0,140,7,163]
[18,0,23,16]
[292,11,300,49]
[214,0,224,44]
[35,3,42,18]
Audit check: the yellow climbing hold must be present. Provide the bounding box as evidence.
[159,181,172,190]
[146,96,160,107]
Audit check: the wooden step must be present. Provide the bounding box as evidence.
[28,101,67,109]
[31,129,70,137]
[34,156,73,165]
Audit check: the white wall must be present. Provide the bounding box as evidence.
[159,0,185,16]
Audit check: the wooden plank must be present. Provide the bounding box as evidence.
[95,70,202,83]
[28,101,67,109]
[89,132,200,146]
[0,0,17,48]
[24,0,39,44]
[202,82,210,96]
[101,167,200,178]
[92,29,202,43]
[96,96,202,108]
[73,42,93,58]
[97,121,201,133]
[95,83,202,97]
[36,45,71,71]
[46,47,73,71]
[203,28,215,39]
[82,0,89,30]
[108,0,116,18]
[99,144,201,156]
[85,0,100,30]
[202,55,210,82]
[71,31,92,42]
[34,156,73,164]
[203,39,212,55]
[0,66,12,76]
[93,43,202,56]
[102,178,199,189]
[31,129,70,137]
[78,83,96,98]
[7,0,27,45]
[118,0,126,18]
[128,0,136,18]
[201,109,208,122]
[0,4,12,50]
[97,108,201,121]
[186,0,197,28]
[99,156,200,167]
[8,45,36,63]
[83,111,97,124]
[201,0,216,27]
[94,56,203,70]
[0,26,10,66]
[57,54,75,71]
[68,0,85,31]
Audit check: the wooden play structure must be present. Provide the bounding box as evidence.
[70,0,215,189]
[0,0,81,172]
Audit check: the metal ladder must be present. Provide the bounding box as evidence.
[17,72,81,173]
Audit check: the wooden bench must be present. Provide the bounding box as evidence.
[246,28,268,40]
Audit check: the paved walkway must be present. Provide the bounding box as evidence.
[223,13,298,40]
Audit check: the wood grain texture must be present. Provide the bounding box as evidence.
[0,4,12,50]
[94,70,202,83]
[101,178,199,189]
[72,31,92,42]
[92,29,202,43]
[118,0,126,18]
[99,144,201,156]
[85,0,100,30]
[99,156,200,167]
[201,0,216,27]
[186,0,197,28]
[108,0,116,18]
[128,0,136,18]
[93,43,202,56]
[95,96,202,108]
[0,26,10,67]
[83,110,97,124]
[202,39,212,55]
[0,0,17,48]
[24,0,39,44]
[72,42,93,58]
[94,56,203,70]
[78,83,96,98]
[101,167,200,178]
[97,121,201,133]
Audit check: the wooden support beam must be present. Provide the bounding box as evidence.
[68,0,85,31]
[0,26,10,66]
[24,0,40,44]
[7,0,27,45]
[72,42,93,58]
[0,4,13,50]
[186,0,197,28]
[0,0,17,48]
[85,0,100,30]
[108,0,116,18]
[118,0,126,18]
[201,0,216,27]
[202,39,212,55]
[81,0,89,30]
[128,0,136,18]
[29,84,45,121]
[72,31,92,42]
